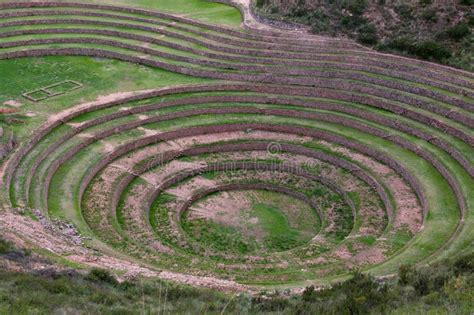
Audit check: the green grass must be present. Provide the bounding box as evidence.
[0,0,243,27]
[14,106,466,284]
[5,88,468,278]
[180,189,320,255]
[0,0,472,288]
[0,56,213,139]
[357,235,377,246]
[85,0,243,27]
[250,203,308,252]
[184,218,256,254]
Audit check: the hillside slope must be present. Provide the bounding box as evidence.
[255,0,473,70]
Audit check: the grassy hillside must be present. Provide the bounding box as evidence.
[1,237,473,314]
[255,0,473,71]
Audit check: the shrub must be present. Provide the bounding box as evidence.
[394,3,413,19]
[386,37,451,61]
[341,15,368,30]
[255,0,267,8]
[421,8,438,22]
[338,271,389,314]
[302,285,317,301]
[251,294,289,312]
[446,23,471,41]
[459,0,473,5]
[85,268,118,286]
[398,264,412,285]
[409,267,432,296]
[0,238,12,254]
[287,5,307,18]
[357,24,378,45]
[385,36,416,52]
[346,0,368,16]
[453,252,474,275]
[310,10,330,33]
[414,41,451,61]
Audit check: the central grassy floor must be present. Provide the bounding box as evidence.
[182,190,320,255]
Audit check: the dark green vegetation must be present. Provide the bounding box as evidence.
[255,0,473,70]
[298,252,474,314]
[1,237,472,314]
[0,237,13,253]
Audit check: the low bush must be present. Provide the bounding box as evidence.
[0,238,12,254]
[85,268,118,286]
[421,8,438,22]
[453,251,474,275]
[255,0,267,8]
[357,24,379,45]
[394,3,413,19]
[384,37,451,61]
[254,0,471,70]
[309,10,330,33]
[445,23,471,41]
[0,251,472,313]
[346,0,368,16]
[414,41,452,61]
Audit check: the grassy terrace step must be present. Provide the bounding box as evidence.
[5,98,472,284]
[11,93,472,209]
[27,116,462,272]
[0,17,466,90]
[0,14,358,54]
[0,10,472,90]
[0,43,470,103]
[1,1,473,83]
[39,118,458,284]
[5,90,468,226]
[0,1,244,30]
[84,159,348,276]
[1,35,472,125]
[1,31,472,105]
[0,2,361,46]
[0,3,469,82]
[138,159,357,232]
[83,142,385,279]
[1,1,472,288]
[0,18,370,56]
[1,54,472,154]
[118,148,365,230]
[5,87,468,211]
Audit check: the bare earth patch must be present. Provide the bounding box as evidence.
[189,191,251,225]
[3,100,22,107]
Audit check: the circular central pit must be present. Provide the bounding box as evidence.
[181,189,321,255]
